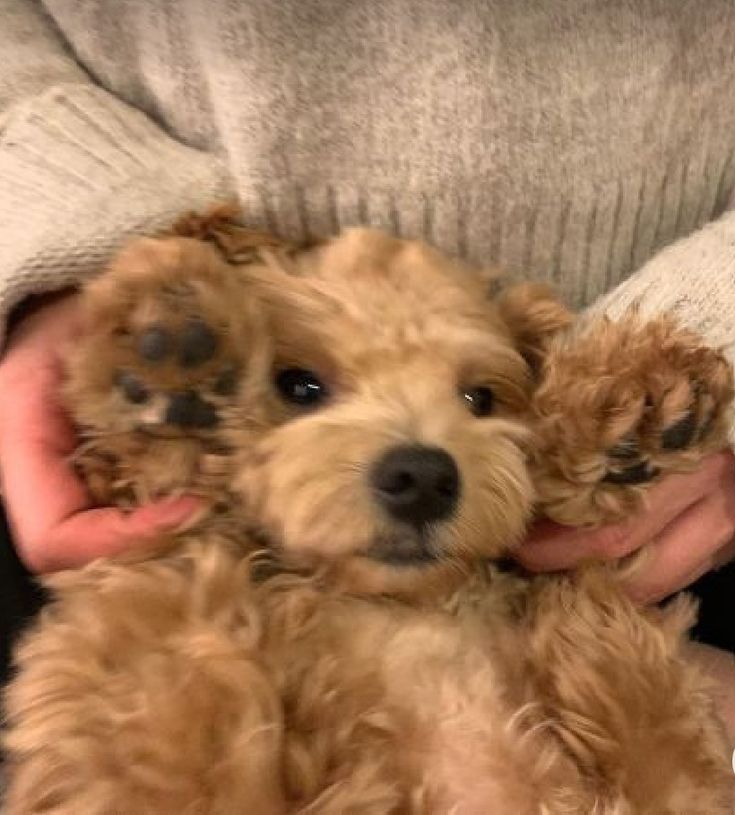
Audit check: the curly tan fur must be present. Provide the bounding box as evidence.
[170,202,297,265]
[495,281,574,371]
[3,222,733,813]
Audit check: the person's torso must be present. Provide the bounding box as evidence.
[44,0,735,307]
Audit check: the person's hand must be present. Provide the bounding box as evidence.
[517,451,735,604]
[0,292,203,573]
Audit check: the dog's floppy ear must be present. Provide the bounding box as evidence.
[495,282,573,371]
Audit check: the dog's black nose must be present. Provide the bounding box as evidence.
[165,391,218,429]
[371,444,460,526]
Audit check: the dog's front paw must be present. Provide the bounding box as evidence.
[71,236,261,433]
[530,314,733,526]
[65,234,267,503]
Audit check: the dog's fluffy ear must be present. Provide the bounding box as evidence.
[168,202,292,264]
[495,282,573,370]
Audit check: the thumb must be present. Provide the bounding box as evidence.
[27,496,206,573]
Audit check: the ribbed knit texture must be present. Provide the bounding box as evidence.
[3,0,735,351]
[0,84,232,330]
[589,207,735,443]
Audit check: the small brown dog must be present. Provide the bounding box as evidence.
[3,215,734,813]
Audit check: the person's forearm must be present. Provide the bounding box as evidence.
[0,1,234,350]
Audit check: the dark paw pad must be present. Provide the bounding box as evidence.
[179,319,218,368]
[138,325,172,363]
[116,371,150,404]
[661,411,697,451]
[602,460,659,485]
[165,390,219,428]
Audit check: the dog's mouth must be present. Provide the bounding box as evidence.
[364,531,441,568]
[134,423,216,440]
[245,525,446,574]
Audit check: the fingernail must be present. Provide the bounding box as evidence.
[153,496,207,530]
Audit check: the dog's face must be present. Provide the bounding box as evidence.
[66,237,267,440]
[238,230,556,596]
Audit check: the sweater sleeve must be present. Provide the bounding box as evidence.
[0,0,233,347]
[589,206,735,444]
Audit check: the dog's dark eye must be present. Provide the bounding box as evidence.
[275,368,329,408]
[462,386,494,417]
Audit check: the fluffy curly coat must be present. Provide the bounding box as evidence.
[3,220,733,813]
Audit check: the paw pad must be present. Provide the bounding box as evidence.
[114,318,239,432]
[179,319,218,367]
[138,325,172,363]
[116,372,150,405]
[165,390,219,429]
[660,410,698,451]
[136,319,219,369]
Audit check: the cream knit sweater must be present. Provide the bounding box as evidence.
[2,0,735,395]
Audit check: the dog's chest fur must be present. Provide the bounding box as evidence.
[264,575,586,813]
[362,609,549,812]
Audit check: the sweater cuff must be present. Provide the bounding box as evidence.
[0,84,234,347]
[589,208,735,445]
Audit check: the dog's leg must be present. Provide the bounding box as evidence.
[3,543,287,815]
[523,315,735,809]
[525,569,734,813]
[529,313,734,526]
